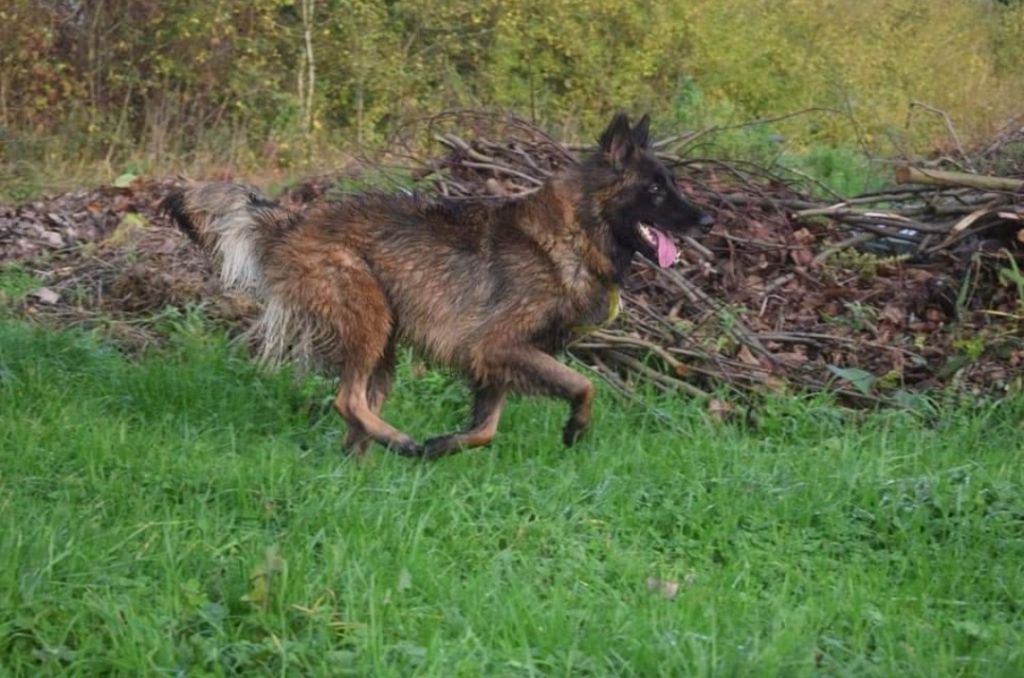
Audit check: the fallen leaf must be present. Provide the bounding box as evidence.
[113,172,138,188]
[880,304,903,326]
[242,544,285,610]
[790,247,814,266]
[30,287,60,305]
[646,577,680,600]
[707,398,736,423]
[793,227,814,243]
[737,345,760,366]
[120,212,148,228]
[827,365,876,396]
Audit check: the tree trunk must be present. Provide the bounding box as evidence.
[300,0,316,136]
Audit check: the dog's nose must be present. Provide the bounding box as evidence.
[698,213,715,229]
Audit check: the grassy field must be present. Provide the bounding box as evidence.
[1,314,1023,676]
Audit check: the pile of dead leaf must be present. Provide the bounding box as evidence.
[1,176,325,350]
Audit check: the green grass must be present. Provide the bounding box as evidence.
[0,265,39,306]
[783,146,887,198]
[1,316,1023,676]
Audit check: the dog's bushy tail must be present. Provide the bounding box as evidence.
[162,181,296,293]
[162,182,314,366]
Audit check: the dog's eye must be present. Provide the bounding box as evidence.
[648,183,661,194]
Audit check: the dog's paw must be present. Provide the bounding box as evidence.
[562,418,588,447]
[386,438,424,458]
[421,435,456,460]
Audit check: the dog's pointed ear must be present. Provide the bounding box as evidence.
[598,112,635,170]
[632,114,652,149]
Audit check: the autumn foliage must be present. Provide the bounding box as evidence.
[1,0,1022,170]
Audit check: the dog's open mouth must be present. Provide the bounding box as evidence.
[638,223,678,267]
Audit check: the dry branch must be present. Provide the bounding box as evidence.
[895,166,1024,193]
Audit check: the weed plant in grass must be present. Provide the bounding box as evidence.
[1,317,1023,676]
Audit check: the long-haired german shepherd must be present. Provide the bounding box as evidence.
[163,113,712,459]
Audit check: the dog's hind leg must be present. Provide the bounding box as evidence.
[342,340,396,456]
[285,252,415,457]
[332,330,417,457]
[335,368,418,457]
[421,383,507,459]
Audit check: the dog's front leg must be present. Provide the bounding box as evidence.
[481,347,595,448]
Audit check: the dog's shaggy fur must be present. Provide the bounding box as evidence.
[164,113,711,458]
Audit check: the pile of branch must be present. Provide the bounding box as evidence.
[763,166,1022,260]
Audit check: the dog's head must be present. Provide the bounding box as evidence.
[586,112,713,270]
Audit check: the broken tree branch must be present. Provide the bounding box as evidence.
[896,166,1023,193]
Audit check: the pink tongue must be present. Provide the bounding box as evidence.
[652,227,678,267]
